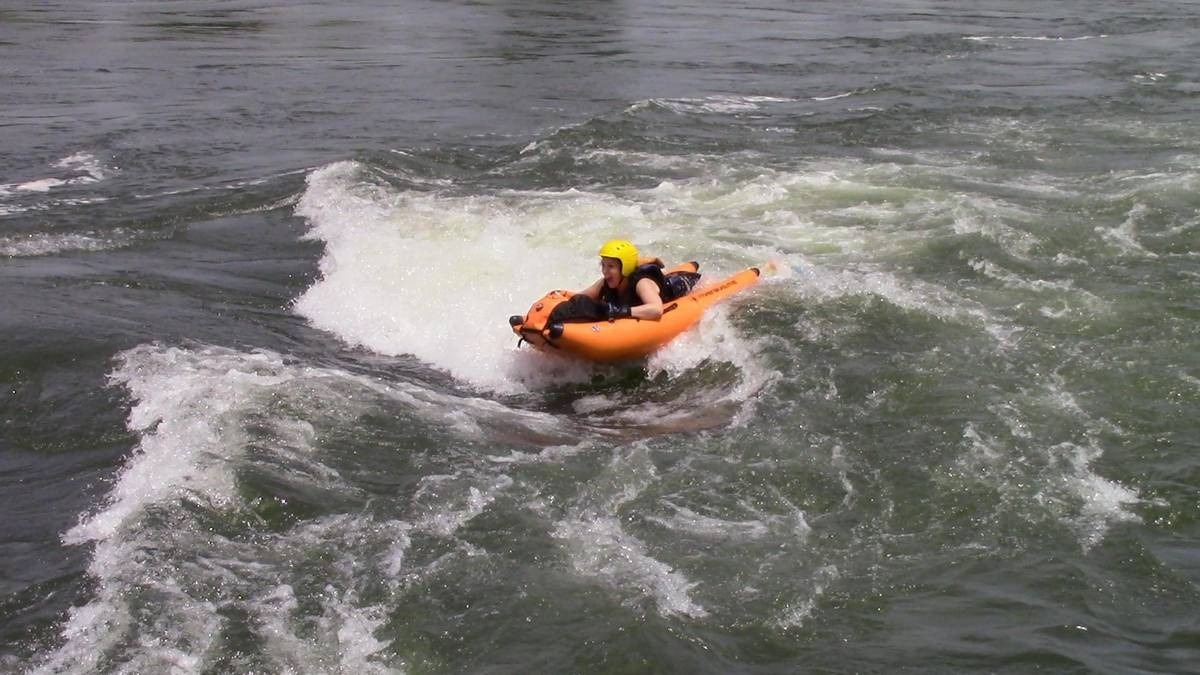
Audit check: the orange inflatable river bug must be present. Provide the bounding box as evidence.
[509,262,761,362]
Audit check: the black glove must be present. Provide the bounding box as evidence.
[603,302,631,319]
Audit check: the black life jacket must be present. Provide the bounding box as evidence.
[549,263,701,324]
[600,263,666,306]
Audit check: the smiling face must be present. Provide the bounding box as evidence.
[600,256,624,288]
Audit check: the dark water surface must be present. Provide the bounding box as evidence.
[3,1,1199,672]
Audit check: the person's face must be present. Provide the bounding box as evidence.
[600,257,623,287]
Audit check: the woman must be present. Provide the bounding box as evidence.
[579,239,665,320]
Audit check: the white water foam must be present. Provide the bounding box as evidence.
[968,258,1108,313]
[958,378,1141,554]
[31,537,222,675]
[292,160,777,394]
[0,228,137,258]
[949,196,1044,260]
[646,500,810,543]
[644,308,781,427]
[649,505,769,540]
[0,195,112,219]
[40,344,351,671]
[0,153,113,217]
[648,158,1057,357]
[1097,202,1159,257]
[811,87,879,103]
[554,515,709,618]
[1038,372,1127,437]
[0,152,111,194]
[629,95,800,115]
[774,565,840,630]
[798,261,990,326]
[293,161,622,391]
[647,155,1057,267]
[1180,372,1200,391]
[573,148,729,172]
[1039,441,1142,552]
[245,517,407,675]
[552,446,708,619]
[963,35,1107,42]
[812,91,856,102]
[65,346,297,545]
[44,341,570,673]
[411,473,513,537]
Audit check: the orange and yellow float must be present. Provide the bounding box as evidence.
[509,262,761,362]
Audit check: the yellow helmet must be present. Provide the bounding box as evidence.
[598,239,639,277]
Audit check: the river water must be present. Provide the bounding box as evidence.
[2,2,1198,672]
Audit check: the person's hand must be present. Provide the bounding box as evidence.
[603,302,631,319]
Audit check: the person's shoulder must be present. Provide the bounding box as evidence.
[635,275,663,296]
[634,277,664,305]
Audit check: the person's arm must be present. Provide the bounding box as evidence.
[629,278,663,320]
[578,278,604,300]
